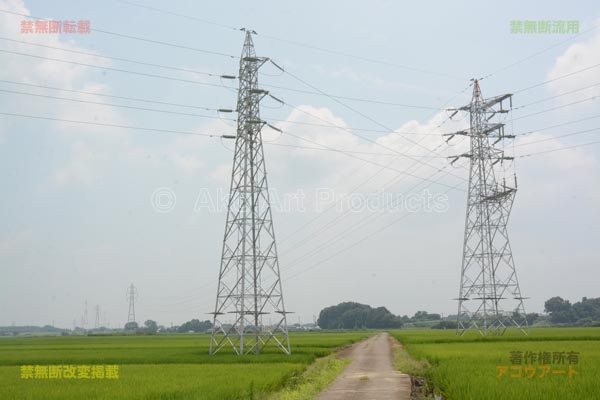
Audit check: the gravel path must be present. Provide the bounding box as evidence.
[316,332,412,400]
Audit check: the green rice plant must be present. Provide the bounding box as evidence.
[0,331,372,399]
[390,327,600,400]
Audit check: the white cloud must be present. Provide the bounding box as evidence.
[513,133,600,210]
[124,117,235,177]
[515,132,597,171]
[256,104,470,193]
[0,230,32,255]
[310,64,448,98]
[0,0,133,187]
[0,118,5,144]
[0,1,110,89]
[546,20,600,103]
[54,141,97,185]
[210,162,232,186]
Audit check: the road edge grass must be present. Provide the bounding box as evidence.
[392,337,440,400]
[264,353,350,400]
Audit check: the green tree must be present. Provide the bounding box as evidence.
[177,319,212,333]
[144,320,158,333]
[413,311,441,321]
[124,321,138,331]
[317,302,402,329]
[544,297,575,324]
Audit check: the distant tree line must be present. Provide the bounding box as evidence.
[544,296,600,326]
[318,302,403,329]
[317,296,600,331]
[176,319,212,333]
[123,319,213,334]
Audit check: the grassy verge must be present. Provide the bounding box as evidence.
[393,342,430,376]
[266,353,350,400]
[392,338,438,399]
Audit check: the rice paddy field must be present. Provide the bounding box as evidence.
[391,327,600,400]
[0,331,370,400]
[3,328,599,400]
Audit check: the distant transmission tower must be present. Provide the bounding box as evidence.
[210,29,291,355]
[94,305,100,329]
[447,79,528,336]
[81,300,88,331]
[126,283,138,324]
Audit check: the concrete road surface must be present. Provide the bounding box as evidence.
[316,332,412,400]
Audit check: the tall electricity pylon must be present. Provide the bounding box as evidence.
[94,305,100,329]
[126,283,138,324]
[447,79,528,336]
[210,30,291,355]
[81,300,88,331]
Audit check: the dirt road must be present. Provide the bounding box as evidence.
[316,332,412,400]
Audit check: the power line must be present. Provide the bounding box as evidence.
[3,76,597,142]
[482,21,600,81]
[0,79,225,112]
[0,8,238,59]
[0,89,458,159]
[267,141,397,157]
[117,0,600,92]
[94,28,236,58]
[514,127,600,148]
[261,82,445,110]
[513,81,600,110]
[282,123,600,260]
[279,150,463,261]
[283,178,464,281]
[0,79,445,136]
[274,80,474,248]
[516,139,600,158]
[6,15,598,113]
[6,108,591,168]
[278,70,470,180]
[0,45,450,112]
[0,41,460,174]
[0,36,236,79]
[275,92,473,247]
[0,49,237,90]
[274,91,471,257]
[0,111,222,138]
[280,129,464,190]
[275,87,600,137]
[116,0,239,32]
[115,0,466,81]
[513,61,600,94]
[0,110,437,159]
[514,114,600,136]
[512,95,599,122]
[0,88,237,122]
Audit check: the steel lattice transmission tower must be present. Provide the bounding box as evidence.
[81,300,88,331]
[447,79,528,336]
[94,304,100,329]
[210,30,291,355]
[126,283,138,324]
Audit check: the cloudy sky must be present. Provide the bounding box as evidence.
[0,0,598,329]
